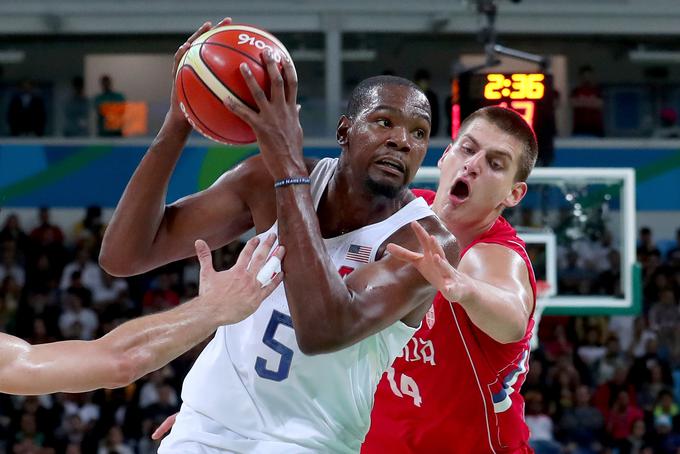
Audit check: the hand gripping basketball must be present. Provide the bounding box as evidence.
[174,23,294,145]
[223,46,305,181]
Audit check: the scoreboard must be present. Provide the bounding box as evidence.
[452,72,556,162]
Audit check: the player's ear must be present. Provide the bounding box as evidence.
[502,181,528,208]
[437,143,454,169]
[337,116,351,146]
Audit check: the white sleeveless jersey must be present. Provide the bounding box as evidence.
[160,158,434,453]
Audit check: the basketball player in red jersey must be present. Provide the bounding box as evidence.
[362,106,538,453]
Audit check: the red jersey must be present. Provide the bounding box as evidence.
[362,189,537,454]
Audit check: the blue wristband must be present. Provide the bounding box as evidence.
[274,177,311,188]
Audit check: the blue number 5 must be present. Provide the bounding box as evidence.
[255,310,294,381]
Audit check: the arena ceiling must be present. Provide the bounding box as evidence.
[1,0,680,36]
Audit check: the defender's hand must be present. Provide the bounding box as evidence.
[196,233,285,325]
[386,221,470,303]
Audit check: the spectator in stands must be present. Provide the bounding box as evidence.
[560,250,593,294]
[142,273,180,313]
[638,226,660,258]
[141,381,180,444]
[628,316,658,358]
[6,79,47,137]
[63,76,90,137]
[0,293,15,333]
[29,207,66,269]
[73,205,106,251]
[593,364,637,417]
[666,228,680,268]
[648,288,680,355]
[0,242,25,287]
[58,290,98,340]
[59,247,104,293]
[651,107,680,139]
[637,362,669,411]
[570,65,604,137]
[526,390,562,454]
[577,326,607,371]
[139,368,177,409]
[558,384,605,454]
[618,419,652,454]
[596,250,622,296]
[414,68,439,136]
[97,425,133,454]
[25,252,60,294]
[605,390,644,450]
[12,412,52,453]
[92,270,128,308]
[0,214,30,254]
[594,335,628,386]
[94,75,125,137]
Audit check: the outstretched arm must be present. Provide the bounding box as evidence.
[100,18,260,276]
[388,221,533,344]
[0,235,284,395]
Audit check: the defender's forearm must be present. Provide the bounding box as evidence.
[101,294,221,379]
[457,278,530,344]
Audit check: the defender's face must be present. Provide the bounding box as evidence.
[435,118,526,224]
[343,85,431,198]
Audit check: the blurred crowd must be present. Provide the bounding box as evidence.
[1,205,680,453]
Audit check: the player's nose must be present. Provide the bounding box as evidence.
[386,127,411,153]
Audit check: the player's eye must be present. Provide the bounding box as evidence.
[414,129,426,139]
[377,118,391,127]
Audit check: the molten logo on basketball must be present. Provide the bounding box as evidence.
[237,33,285,63]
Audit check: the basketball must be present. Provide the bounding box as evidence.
[175,24,293,145]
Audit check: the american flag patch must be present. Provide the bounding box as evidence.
[345,244,372,263]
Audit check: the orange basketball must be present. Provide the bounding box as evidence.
[175,24,292,145]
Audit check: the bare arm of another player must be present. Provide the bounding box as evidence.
[227,52,459,353]
[100,19,260,276]
[0,236,284,395]
[388,221,533,344]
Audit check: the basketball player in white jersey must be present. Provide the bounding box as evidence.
[100,20,458,453]
[0,235,283,395]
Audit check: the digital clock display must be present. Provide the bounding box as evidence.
[453,72,554,142]
[483,73,545,100]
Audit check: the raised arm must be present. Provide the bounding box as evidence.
[0,235,284,395]
[388,221,533,344]
[100,19,260,276]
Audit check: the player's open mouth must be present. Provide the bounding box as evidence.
[450,179,470,202]
[374,157,405,176]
